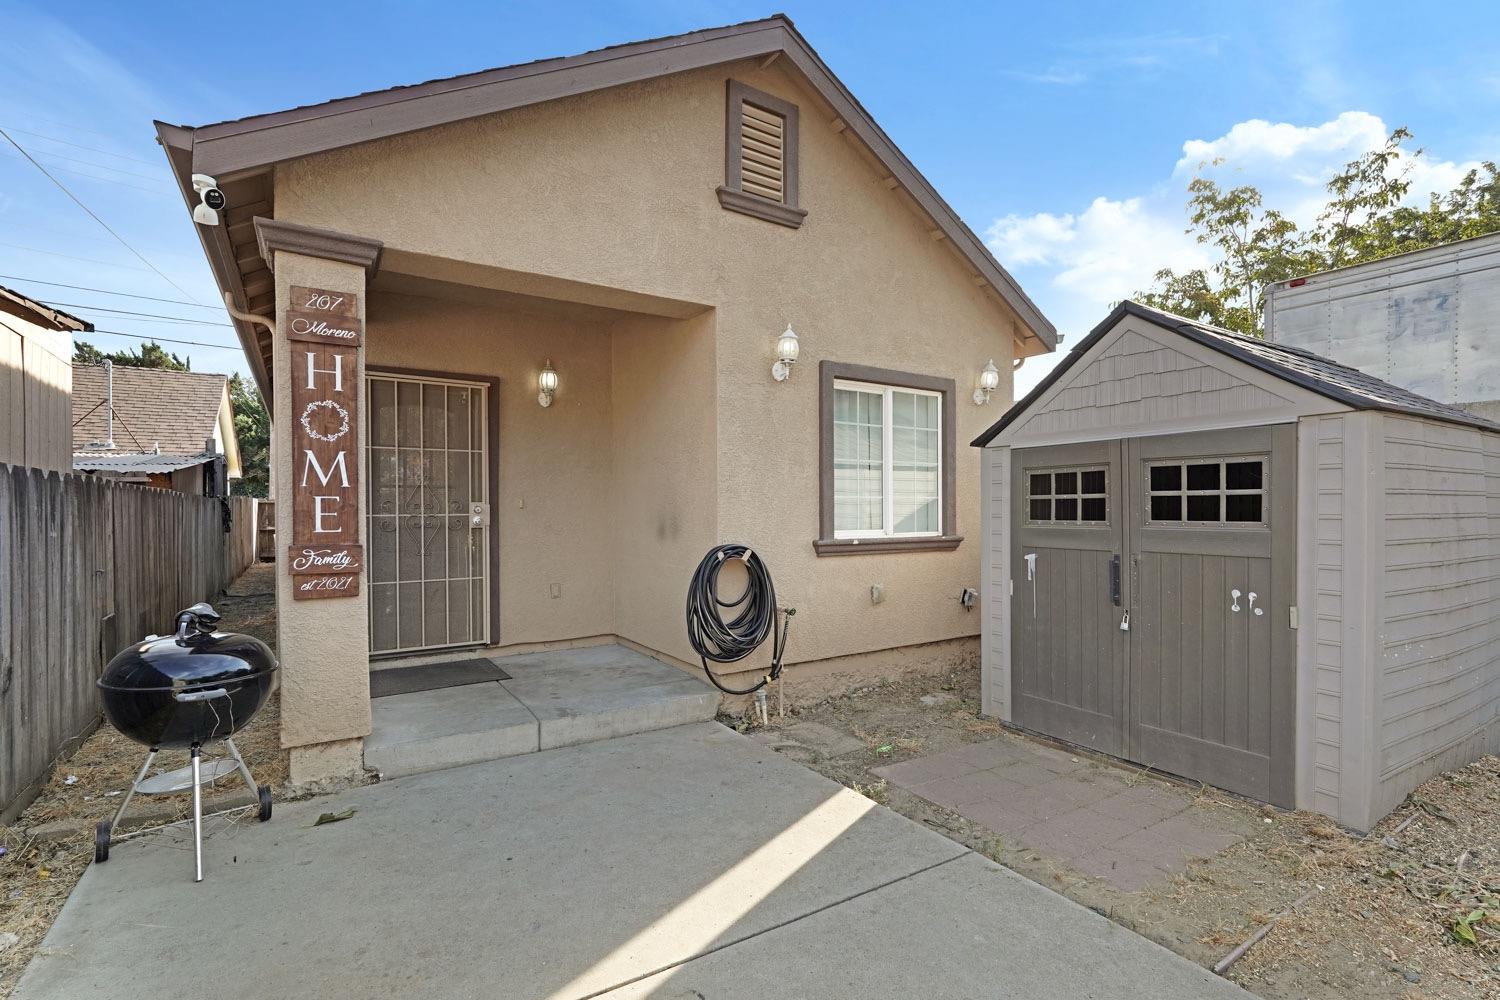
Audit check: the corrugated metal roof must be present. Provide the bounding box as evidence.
[973,301,1500,447]
[71,366,227,456]
[72,451,215,474]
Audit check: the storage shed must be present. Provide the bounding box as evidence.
[974,301,1500,832]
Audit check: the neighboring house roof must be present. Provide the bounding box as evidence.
[72,452,219,475]
[972,300,1500,447]
[155,14,1055,397]
[0,283,92,332]
[71,365,234,457]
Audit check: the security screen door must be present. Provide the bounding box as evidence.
[1012,427,1295,806]
[365,373,490,655]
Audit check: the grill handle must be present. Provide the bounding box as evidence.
[174,688,229,703]
[173,603,222,641]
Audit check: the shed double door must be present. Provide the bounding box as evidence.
[1011,427,1295,806]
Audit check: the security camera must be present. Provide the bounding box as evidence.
[191,173,225,226]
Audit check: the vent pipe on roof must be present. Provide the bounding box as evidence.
[103,360,116,450]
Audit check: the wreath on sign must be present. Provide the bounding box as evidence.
[300,400,350,443]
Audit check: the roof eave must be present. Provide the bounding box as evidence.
[164,15,1054,351]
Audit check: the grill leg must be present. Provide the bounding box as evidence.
[111,748,158,831]
[224,738,257,795]
[190,745,204,883]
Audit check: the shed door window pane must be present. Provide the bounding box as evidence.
[1147,457,1267,527]
[1026,466,1108,524]
[833,387,883,532]
[833,381,942,538]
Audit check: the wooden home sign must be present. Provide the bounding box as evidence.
[288,285,363,600]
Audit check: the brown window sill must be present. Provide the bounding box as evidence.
[716,186,807,228]
[813,535,963,556]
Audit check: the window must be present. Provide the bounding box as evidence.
[1027,468,1108,524]
[1148,458,1266,525]
[717,80,807,229]
[817,362,958,555]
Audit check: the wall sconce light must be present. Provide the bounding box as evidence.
[772,324,800,382]
[538,360,559,408]
[973,359,1001,405]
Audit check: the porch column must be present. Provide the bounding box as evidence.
[255,218,383,785]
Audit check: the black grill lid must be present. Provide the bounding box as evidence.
[98,603,277,693]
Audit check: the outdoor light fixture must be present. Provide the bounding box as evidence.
[538,360,559,408]
[772,324,800,382]
[973,359,1001,405]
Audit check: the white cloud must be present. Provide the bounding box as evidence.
[991,111,1488,395]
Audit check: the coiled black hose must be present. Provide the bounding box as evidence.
[685,543,793,695]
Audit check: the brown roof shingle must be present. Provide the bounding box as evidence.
[72,365,227,456]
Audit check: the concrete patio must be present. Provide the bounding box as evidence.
[14,722,1249,1000]
[364,644,720,778]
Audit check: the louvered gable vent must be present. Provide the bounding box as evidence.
[739,102,786,203]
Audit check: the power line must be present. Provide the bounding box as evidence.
[0,145,175,198]
[0,274,223,310]
[0,125,163,166]
[0,241,149,271]
[0,126,204,303]
[41,299,233,328]
[85,328,248,353]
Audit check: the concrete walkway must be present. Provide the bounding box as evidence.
[14,723,1249,1000]
[365,644,719,777]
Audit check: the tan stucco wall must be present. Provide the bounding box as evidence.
[367,291,617,647]
[270,253,372,759]
[274,58,1021,676]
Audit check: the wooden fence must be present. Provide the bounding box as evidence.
[0,464,257,821]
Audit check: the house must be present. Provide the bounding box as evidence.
[974,301,1500,832]
[72,364,243,495]
[155,16,1056,783]
[0,283,91,473]
[1264,231,1500,424]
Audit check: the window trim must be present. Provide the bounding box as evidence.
[1024,465,1111,526]
[1146,455,1270,528]
[817,361,959,556]
[717,80,807,229]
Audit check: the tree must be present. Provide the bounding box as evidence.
[228,374,270,499]
[1138,129,1500,335]
[73,340,191,371]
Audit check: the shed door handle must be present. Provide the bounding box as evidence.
[1109,554,1121,606]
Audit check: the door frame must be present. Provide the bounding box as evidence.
[365,366,501,656]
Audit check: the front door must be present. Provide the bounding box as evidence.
[1011,427,1296,806]
[365,372,491,655]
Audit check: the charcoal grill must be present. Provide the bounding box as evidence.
[95,602,278,881]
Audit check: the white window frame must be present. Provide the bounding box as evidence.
[832,378,943,540]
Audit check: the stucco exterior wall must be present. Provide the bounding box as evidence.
[367,290,617,648]
[0,308,72,474]
[274,58,1023,673]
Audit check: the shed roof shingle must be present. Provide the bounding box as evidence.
[972,300,1500,447]
[72,366,227,456]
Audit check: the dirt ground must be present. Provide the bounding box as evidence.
[727,652,1500,1000]
[0,564,286,998]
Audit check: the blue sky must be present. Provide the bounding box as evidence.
[3,1,1499,393]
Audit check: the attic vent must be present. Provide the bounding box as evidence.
[739,104,786,202]
[717,80,807,229]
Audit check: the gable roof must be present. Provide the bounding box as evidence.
[156,14,1054,391]
[972,300,1500,447]
[72,365,231,457]
[0,283,92,332]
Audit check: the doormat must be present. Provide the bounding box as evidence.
[369,658,512,699]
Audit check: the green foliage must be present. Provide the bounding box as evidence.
[228,373,270,499]
[1138,129,1500,336]
[72,339,191,371]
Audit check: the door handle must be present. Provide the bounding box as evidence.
[1249,591,1262,616]
[1230,588,1241,613]
[1109,554,1121,606]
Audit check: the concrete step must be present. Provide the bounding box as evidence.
[365,645,719,779]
